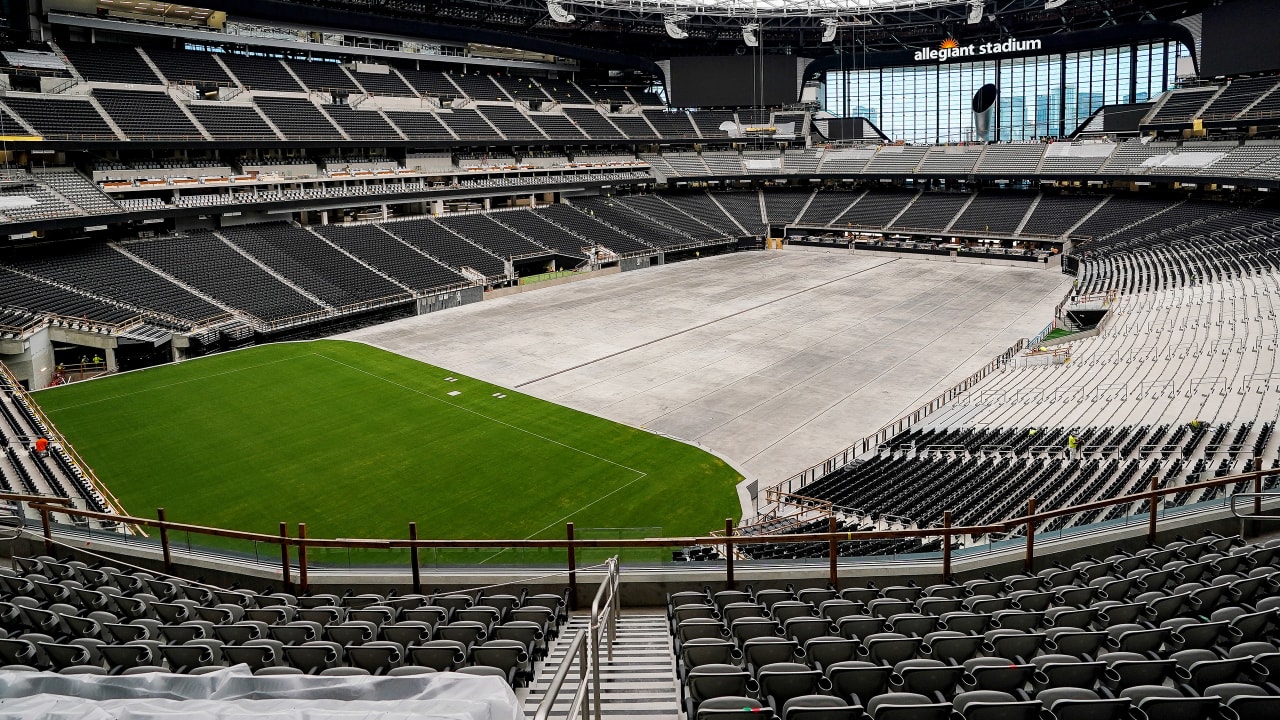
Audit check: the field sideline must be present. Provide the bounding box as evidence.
[33,340,742,554]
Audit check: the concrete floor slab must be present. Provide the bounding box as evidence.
[339,251,1070,489]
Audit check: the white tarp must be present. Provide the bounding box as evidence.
[1,50,66,71]
[1044,142,1116,158]
[0,665,524,720]
[0,196,38,211]
[1141,151,1227,169]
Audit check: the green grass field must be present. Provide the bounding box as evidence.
[33,340,742,564]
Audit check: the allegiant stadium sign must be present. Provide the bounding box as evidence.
[914,37,1044,62]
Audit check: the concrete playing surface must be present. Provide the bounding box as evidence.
[340,249,1072,488]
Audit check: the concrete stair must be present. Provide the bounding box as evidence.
[523,612,679,720]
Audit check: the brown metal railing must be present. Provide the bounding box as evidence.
[760,487,835,519]
[45,312,146,335]
[0,317,43,336]
[0,363,134,531]
[11,460,1273,596]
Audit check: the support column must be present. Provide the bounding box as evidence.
[320,210,329,226]
[104,347,118,373]
[482,198,491,210]
[381,203,388,221]
[431,200,443,216]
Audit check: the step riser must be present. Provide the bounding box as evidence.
[524,613,678,720]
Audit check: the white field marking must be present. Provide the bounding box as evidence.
[312,351,648,478]
[476,472,650,565]
[38,354,315,412]
[313,351,652,564]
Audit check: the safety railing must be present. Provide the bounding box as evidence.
[767,336,1027,507]
[330,293,417,316]
[793,222,1088,245]
[534,629,592,720]
[0,316,44,336]
[257,309,339,332]
[45,312,146,336]
[0,363,133,532]
[759,487,835,519]
[0,493,72,541]
[589,556,619,720]
[1229,491,1280,538]
[5,459,1271,601]
[535,555,618,720]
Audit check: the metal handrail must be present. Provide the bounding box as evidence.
[537,556,617,720]
[589,556,619,720]
[533,628,591,720]
[1229,492,1280,521]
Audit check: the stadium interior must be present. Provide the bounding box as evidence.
[3,0,1280,717]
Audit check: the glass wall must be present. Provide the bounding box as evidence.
[822,41,1188,143]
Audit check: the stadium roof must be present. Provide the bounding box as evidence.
[553,0,963,18]
[184,0,1211,67]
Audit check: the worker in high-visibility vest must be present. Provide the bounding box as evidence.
[1067,435,1079,459]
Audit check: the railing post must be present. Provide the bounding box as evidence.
[279,521,292,593]
[828,515,838,589]
[578,631,590,720]
[297,523,309,594]
[408,522,421,595]
[610,560,619,660]
[1148,475,1158,545]
[1024,498,1036,573]
[724,518,735,590]
[157,508,172,575]
[39,505,52,555]
[592,611,601,720]
[567,522,577,611]
[1254,457,1263,519]
[942,510,952,582]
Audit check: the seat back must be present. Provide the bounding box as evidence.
[826,661,891,705]
[347,640,405,674]
[407,640,466,671]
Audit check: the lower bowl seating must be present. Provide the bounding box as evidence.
[669,533,1280,720]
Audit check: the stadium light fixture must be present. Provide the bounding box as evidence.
[1044,0,1068,7]
[551,0,970,21]
[742,22,760,47]
[966,0,984,24]
[546,0,576,23]
[820,17,872,42]
[664,13,690,38]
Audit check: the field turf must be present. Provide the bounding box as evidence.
[33,340,742,561]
